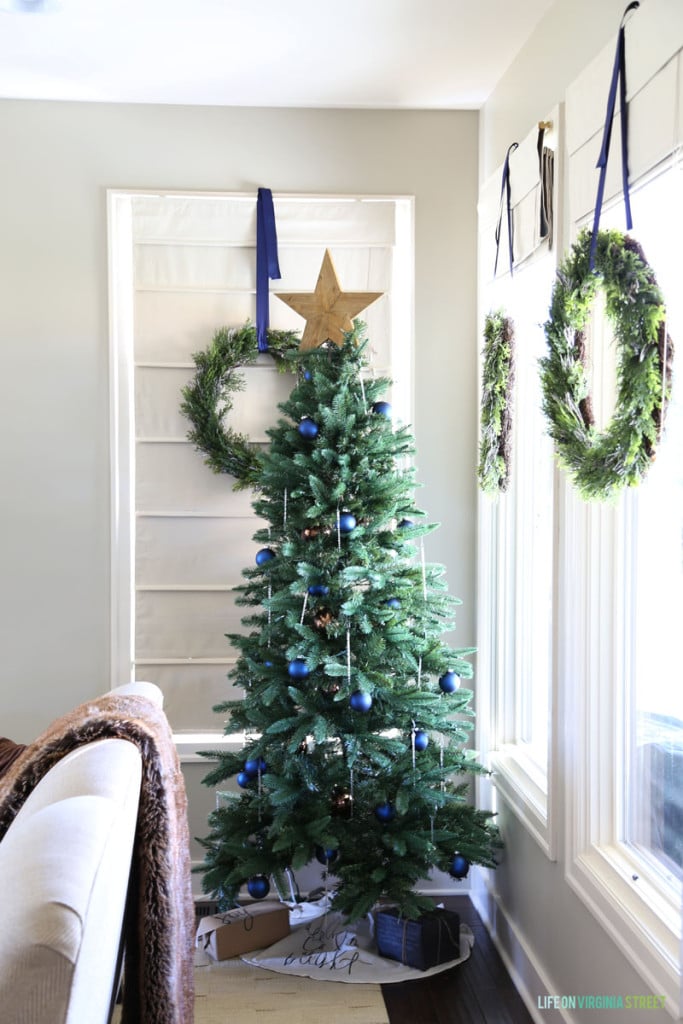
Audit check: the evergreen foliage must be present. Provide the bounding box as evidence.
[478,310,515,495]
[181,323,300,489]
[540,229,673,501]
[198,327,500,922]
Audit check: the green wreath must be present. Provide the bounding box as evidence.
[180,323,300,490]
[540,228,673,502]
[478,310,515,495]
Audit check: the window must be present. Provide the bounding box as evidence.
[564,164,682,1011]
[609,171,683,887]
[476,110,559,860]
[108,190,414,744]
[480,254,557,855]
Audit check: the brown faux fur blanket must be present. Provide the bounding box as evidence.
[0,692,195,1024]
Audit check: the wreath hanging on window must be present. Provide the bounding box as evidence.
[180,323,300,490]
[540,228,673,502]
[478,310,515,496]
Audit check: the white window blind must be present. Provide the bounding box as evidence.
[109,191,414,737]
[478,107,559,281]
[566,0,683,228]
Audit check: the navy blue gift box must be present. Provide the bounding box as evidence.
[375,907,461,971]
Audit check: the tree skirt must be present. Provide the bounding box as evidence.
[241,902,474,984]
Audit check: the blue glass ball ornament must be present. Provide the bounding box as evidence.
[255,547,275,566]
[236,771,252,788]
[413,730,429,752]
[374,801,395,823]
[244,757,267,777]
[307,584,330,597]
[303,369,312,381]
[264,660,273,668]
[439,670,460,693]
[398,518,414,530]
[372,401,392,418]
[288,658,310,679]
[386,597,401,610]
[448,853,470,880]
[247,874,271,900]
[338,512,357,534]
[297,416,319,440]
[349,690,372,712]
[315,846,339,866]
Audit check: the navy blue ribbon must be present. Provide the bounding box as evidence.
[256,187,281,352]
[494,142,519,277]
[589,1,640,270]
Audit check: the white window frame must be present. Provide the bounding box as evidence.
[476,111,561,862]
[563,168,683,1016]
[561,11,683,1003]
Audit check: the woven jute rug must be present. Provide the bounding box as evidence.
[113,956,389,1024]
[193,956,389,1024]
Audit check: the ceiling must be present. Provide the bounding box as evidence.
[0,0,555,109]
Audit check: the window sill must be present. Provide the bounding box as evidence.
[566,843,681,1018]
[174,732,245,763]
[490,744,555,860]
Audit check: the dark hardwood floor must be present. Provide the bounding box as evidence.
[380,897,534,1024]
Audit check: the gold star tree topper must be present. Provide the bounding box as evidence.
[276,249,383,351]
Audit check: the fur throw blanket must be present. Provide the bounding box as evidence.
[0,692,195,1024]
[0,738,26,780]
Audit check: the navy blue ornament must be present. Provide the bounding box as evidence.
[308,584,330,597]
[413,730,429,751]
[374,801,395,823]
[339,512,357,534]
[349,690,372,712]
[398,518,414,530]
[297,417,319,440]
[372,401,392,418]
[448,853,470,879]
[315,846,339,866]
[385,597,401,610]
[255,547,275,566]
[288,658,310,679]
[236,771,252,788]
[439,670,460,693]
[244,757,267,777]
[247,875,271,899]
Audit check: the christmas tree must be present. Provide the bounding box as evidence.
[198,327,500,923]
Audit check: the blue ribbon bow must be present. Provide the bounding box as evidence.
[256,187,281,352]
[589,1,640,270]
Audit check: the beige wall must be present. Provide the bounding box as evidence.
[0,101,479,741]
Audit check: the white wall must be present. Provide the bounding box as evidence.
[0,101,479,741]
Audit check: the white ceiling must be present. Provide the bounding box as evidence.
[0,0,555,109]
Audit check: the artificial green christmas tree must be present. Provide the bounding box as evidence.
[198,326,499,923]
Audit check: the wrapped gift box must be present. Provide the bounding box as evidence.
[196,902,290,960]
[375,907,460,971]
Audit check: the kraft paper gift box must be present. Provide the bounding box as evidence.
[375,907,460,971]
[196,903,290,960]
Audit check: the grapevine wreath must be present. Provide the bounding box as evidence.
[540,228,673,502]
[478,310,515,496]
[181,323,300,489]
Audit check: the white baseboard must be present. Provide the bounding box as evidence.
[470,871,573,1024]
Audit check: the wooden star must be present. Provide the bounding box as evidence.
[276,249,383,351]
